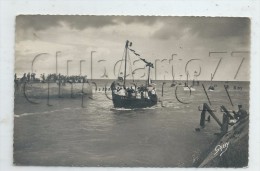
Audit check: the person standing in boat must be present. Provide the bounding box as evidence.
[233,105,248,120]
[111,81,116,91]
[151,87,156,95]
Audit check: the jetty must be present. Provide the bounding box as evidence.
[194,103,249,167]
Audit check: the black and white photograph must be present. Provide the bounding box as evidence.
[0,0,260,170]
[13,15,250,167]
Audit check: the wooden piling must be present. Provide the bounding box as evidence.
[221,113,229,134]
[200,103,222,127]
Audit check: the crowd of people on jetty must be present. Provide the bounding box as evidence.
[14,72,88,84]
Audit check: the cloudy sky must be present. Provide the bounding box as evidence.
[15,15,250,81]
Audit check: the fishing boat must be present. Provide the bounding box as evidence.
[183,72,196,91]
[110,40,158,108]
[208,73,215,91]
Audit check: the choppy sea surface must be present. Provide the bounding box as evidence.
[13,80,249,167]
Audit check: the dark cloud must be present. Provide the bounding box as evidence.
[16,16,250,36]
[188,17,250,49]
[16,15,159,31]
[195,17,249,37]
[16,15,159,42]
[152,17,250,42]
[16,15,118,31]
[16,16,250,48]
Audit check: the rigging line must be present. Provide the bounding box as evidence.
[129,48,144,62]
[129,48,141,57]
[118,48,126,77]
[127,49,134,81]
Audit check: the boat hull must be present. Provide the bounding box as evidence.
[112,94,157,109]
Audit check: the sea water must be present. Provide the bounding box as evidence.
[13,80,249,167]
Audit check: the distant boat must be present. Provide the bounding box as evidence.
[183,86,196,91]
[208,85,214,91]
[183,72,195,91]
[171,81,176,87]
[208,73,215,91]
[110,40,158,109]
[170,75,176,87]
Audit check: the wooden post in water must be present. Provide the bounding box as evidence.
[47,81,52,106]
[70,83,73,98]
[200,107,206,127]
[81,82,85,108]
[221,113,229,134]
[199,103,222,127]
[58,74,61,98]
[162,82,166,97]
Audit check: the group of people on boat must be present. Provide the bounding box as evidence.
[110,78,156,100]
[110,40,158,108]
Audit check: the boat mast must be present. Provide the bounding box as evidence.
[123,40,128,88]
[172,65,174,81]
[147,65,151,86]
[210,73,213,85]
[186,72,189,86]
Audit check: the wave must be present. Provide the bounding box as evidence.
[110,108,132,111]
[110,106,156,111]
[14,107,82,118]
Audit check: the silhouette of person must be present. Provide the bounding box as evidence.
[233,105,248,120]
